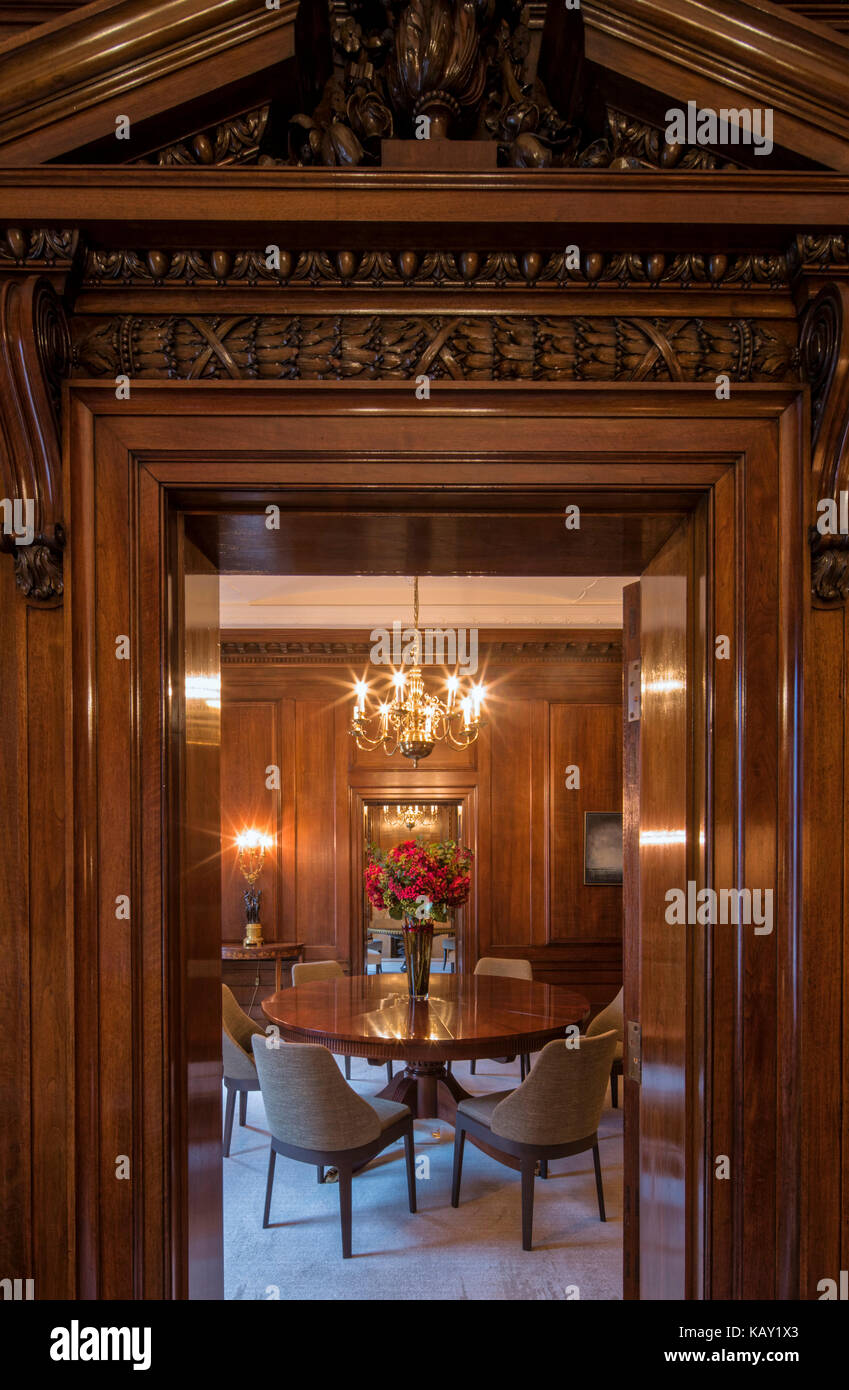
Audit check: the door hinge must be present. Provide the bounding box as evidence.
[626,1019,642,1083]
[627,658,641,722]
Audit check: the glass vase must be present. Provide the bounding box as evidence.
[402,916,434,1001]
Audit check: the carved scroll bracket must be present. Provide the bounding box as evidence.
[0,275,70,603]
[800,283,849,604]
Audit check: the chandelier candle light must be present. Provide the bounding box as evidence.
[236,829,273,948]
[365,839,473,1001]
[350,578,486,767]
[383,804,440,832]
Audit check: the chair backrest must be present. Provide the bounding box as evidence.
[587,987,624,1042]
[474,956,533,981]
[291,959,345,986]
[221,983,262,1080]
[490,1032,618,1146]
[251,1038,381,1151]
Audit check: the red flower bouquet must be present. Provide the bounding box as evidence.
[365,838,473,998]
[364,838,473,923]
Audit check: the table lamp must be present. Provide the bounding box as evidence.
[235,829,273,947]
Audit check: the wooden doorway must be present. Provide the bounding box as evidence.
[65,381,803,1300]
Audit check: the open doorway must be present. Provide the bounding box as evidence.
[180,487,702,1301]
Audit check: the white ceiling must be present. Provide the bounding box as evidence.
[218,575,633,629]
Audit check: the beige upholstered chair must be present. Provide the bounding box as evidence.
[587,987,624,1107]
[291,959,345,987]
[451,1031,619,1250]
[222,983,264,1157]
[442,937,456,970]
[291,958,392,1084]
[251,1038,416,1258]
[470,957,534,1079]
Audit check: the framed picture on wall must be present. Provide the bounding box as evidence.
[584,812,623,885]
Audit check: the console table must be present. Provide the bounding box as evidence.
[221,940,304,995]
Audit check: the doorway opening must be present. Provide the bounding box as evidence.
[179,487,703,1301]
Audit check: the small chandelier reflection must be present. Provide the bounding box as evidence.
[349,577,486,767]
[383,803,440,832]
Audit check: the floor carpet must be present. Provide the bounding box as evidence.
[223,1052,623,1301]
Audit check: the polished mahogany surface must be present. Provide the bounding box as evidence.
[262,974,590,1062]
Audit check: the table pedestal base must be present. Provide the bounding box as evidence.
[377,1060,469,1123]
[376,1060,523,1172]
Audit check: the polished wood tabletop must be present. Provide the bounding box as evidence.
[262,973,590,1063]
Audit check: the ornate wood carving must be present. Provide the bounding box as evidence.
[222,636,623,664]
[800,283,849,603]
[70,312,797,383]
[82,243,792,290]
[132,107,269,167]
[0,275,70,601]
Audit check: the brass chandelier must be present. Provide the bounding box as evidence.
[383,803,440,832]
[350,578,486,767]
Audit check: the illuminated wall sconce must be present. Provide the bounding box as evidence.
[236,829,273,947]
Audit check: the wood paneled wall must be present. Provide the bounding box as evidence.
[221,631,624,1004]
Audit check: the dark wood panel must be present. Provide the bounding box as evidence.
[549,703,623,943]
[487,705,534,948]
[220,700,280,942]
[294,701,337,950]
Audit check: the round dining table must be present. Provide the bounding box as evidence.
[262,973,591,1130]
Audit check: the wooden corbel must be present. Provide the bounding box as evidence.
[800,283,849,605]
[0,274,70,603]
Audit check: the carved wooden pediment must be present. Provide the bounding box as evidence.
[1,0,848,170]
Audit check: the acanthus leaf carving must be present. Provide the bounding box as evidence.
[800,283,849,605]
[0,275,69,602]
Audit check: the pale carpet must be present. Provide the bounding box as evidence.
[223,1052,623,1301]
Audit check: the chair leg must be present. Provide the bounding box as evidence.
[345,1055,351,1081]
[262,1148,276,1228]
[338,1168,353,1259]
[239,1090,248,1127]
[317,1166,324,1183]
[520,1159,536,1251]
[610,1066,618,1109]
[404,1125,417,1213]
[446,1061,452,1077]
[450,1124,466,1207]
[385,1060,393,1082]
[469,1059,476,1076]
[223,1085,236,1158]
[538,1159,548,1180]
[523,1053,531,1077]
[593,1142,606,1222]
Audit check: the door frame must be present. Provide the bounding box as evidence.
[64,379,805,1300]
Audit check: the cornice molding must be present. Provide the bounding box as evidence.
[222,636,623,665]
[582,0,849,171]
[0,0,299,163]
[69,311,798,383]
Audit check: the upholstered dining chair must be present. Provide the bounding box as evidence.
[291,958,392,1084]
[251,1038,416,1258]
[470,956,534,1079]
[451,1030,618,1250]
[442,937,456,970]
[222,983,264,1158]
[587,987,624,1107]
